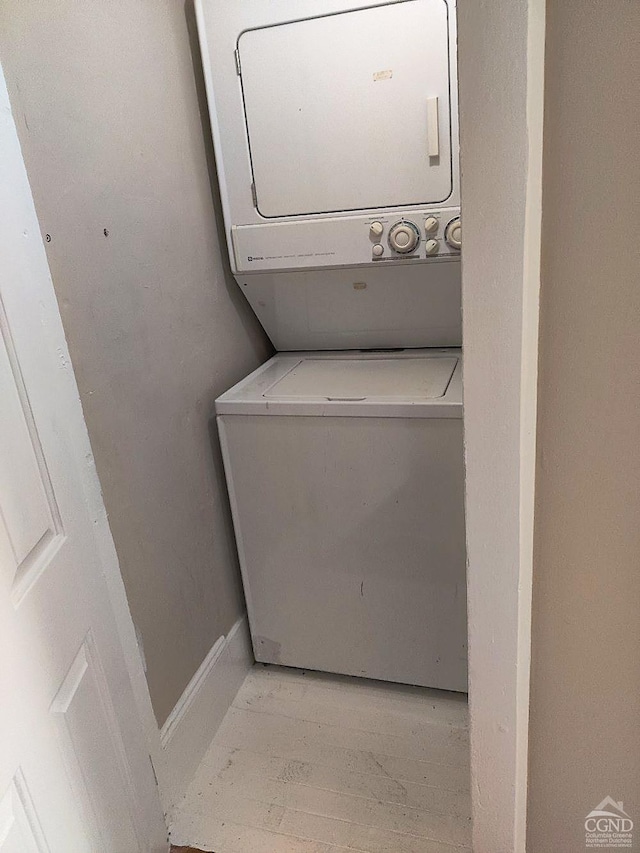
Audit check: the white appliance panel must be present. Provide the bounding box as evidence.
[239,0,452,217]
[232,209,460,272]
[216,351,467,692]
[237,261,461,350]
[215,348,463,418]
[264,356,457,399]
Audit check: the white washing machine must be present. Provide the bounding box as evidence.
[217,350,467,691]
[197,0,467,691]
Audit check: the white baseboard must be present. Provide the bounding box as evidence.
[157,614,253,812]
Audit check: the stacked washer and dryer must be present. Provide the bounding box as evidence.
[196,0,467,692]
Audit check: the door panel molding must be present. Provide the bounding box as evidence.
[0,770,50,853]
[0,295,64,606]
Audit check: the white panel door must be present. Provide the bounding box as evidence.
[239,0,453,217]
[0,67,167,853]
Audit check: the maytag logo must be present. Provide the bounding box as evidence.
[247,255,264,262]
[585,797,633,848]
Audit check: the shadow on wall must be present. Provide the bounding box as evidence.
[184,0,276,352]
[207,412,240,600]
[184,0,274,630]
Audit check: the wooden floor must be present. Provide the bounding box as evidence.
[169,664,471,853]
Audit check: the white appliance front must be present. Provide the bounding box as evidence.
[237,261,462,351]
[238,1,453,218]
[196,0,461,349]
[216,351,467,691]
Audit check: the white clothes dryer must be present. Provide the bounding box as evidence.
[196,0,461,350]
[217,349,467,691]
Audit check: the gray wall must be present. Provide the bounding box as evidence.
[0,2,272,725]
[528,1,640,849]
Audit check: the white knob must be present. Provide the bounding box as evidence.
[388,221,420,254]
[369,221,384,240]
[425,238,440,256]
[372,243,384,257]
[445,217,462,250]
[424,216,439,235]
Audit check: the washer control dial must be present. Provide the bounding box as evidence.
[372,243,384,257]
[388,220,420,254]
[425,238,440,256]
[424,216,439,235]
[369,221,384,240]
[445,217,462,250]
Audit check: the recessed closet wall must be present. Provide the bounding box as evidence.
[528,0,640,848]
[0,1,272,726]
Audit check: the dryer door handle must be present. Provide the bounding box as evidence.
[427,97,440,158]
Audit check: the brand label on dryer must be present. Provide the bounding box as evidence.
[373,69,393,81]
[247,251,337,264]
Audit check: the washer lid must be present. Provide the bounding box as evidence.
[264,356,457,401]
[238,0,453,217]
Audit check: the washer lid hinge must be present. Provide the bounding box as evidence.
[234,48,241,76]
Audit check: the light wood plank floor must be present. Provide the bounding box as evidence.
[170,664,471,853]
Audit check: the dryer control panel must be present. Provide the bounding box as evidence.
[232,209,461,273]
[371,213,461,261]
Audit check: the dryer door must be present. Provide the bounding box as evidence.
[238,0,453,218]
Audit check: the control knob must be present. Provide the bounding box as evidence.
[424,216,439,234]
[388,220,420,254]
[445,217,462,250]
[369,221,384,240]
